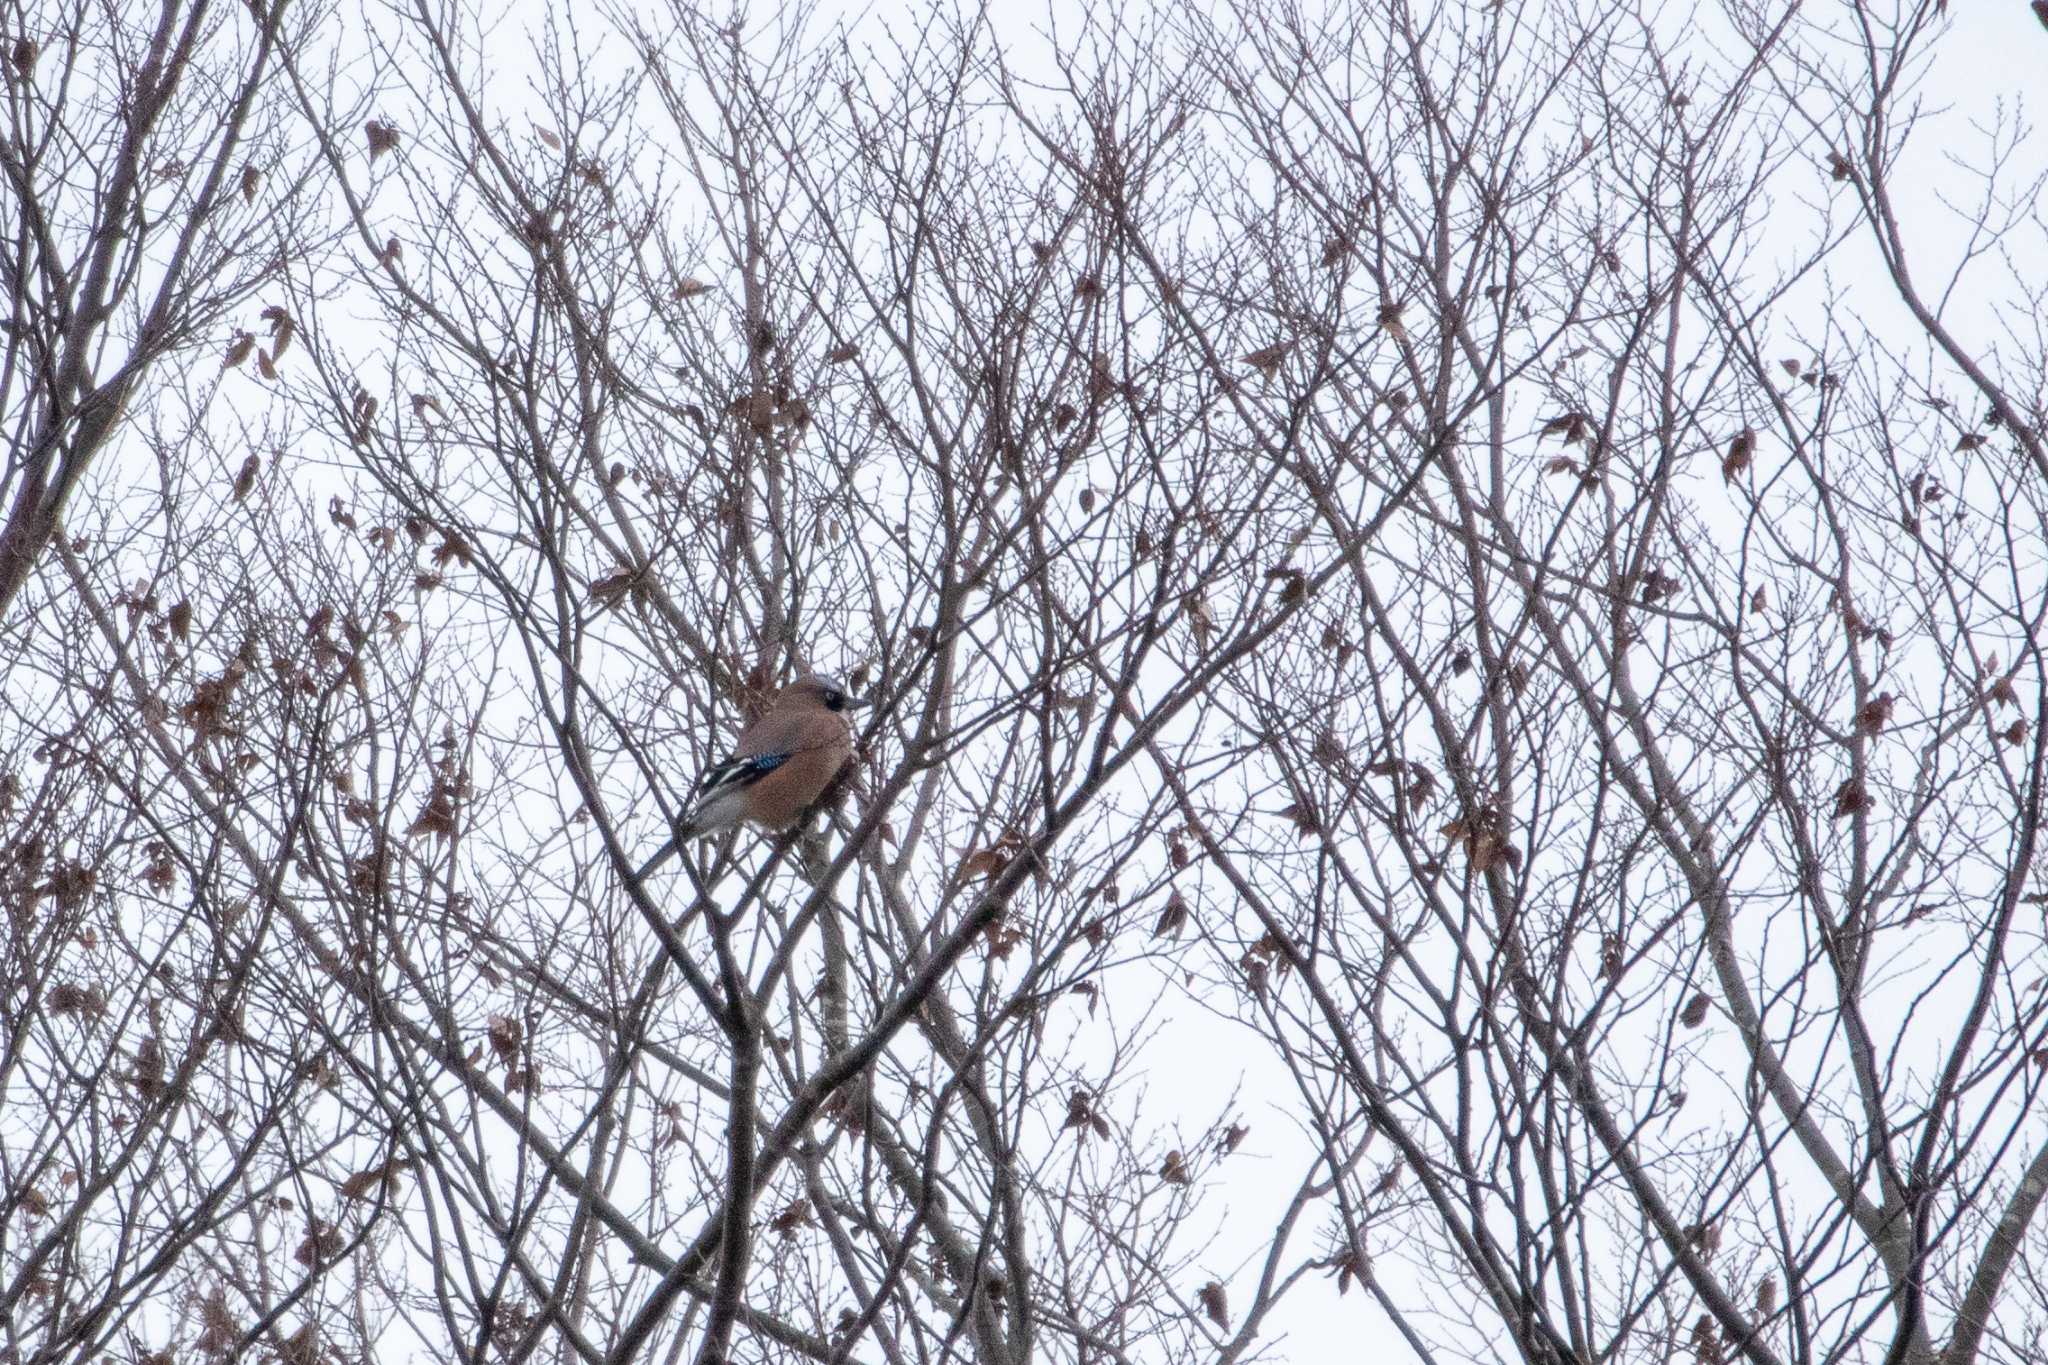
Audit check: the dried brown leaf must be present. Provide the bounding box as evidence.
[1832,778,1871,819]
[1855,692,1894,737]
[365,119,400,160]
[1723,428,1755,483]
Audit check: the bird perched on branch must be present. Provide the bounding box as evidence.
[635,672,867,878]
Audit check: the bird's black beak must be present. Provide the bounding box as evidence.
[842,694,874,711]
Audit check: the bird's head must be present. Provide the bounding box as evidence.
[784,672,869,714]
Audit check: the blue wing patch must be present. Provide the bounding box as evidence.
[697,751,789,796]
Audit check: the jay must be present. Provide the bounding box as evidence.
[636,672,865,877]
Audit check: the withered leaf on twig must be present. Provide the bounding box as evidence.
[1241,343,1290,380]
[1539,412,1589,445]
[1264,565,1307,602]
[1151,891,1190,939]
[1243,955,1268,1002]
[194,1285,240,1354]
[1599,932,1625,982]
[47,982,107,1018]
[279,1321,320,1365]
[1984,658,2020,710]
[1723,428,1754,482]
[486,1014,521,1066]
[1679,992,1711,1028]
[365,119,400,160]
[339,1158,415,1200]
[1183,592,1214,647]
[260,306,294,358]
[1690,1314,1721,1364]
[293,1219,342,1267]
[1063,1089,1111,1140]
[957,847,1007,882]
[1331,1243,1371,1294]
[1832,778,1870,819]
[769,1198,811,1238]
[587,567,639,610]
[432,532,472,569]
[1277,801,1321,839]
[408,783,458,840]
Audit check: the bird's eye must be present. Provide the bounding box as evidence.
[824,688,845,711]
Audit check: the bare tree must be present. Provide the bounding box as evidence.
[1134,3,2048,1365]
[0,0,329,621]
[0,1,368,1359]
[6,2,2048,1365]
